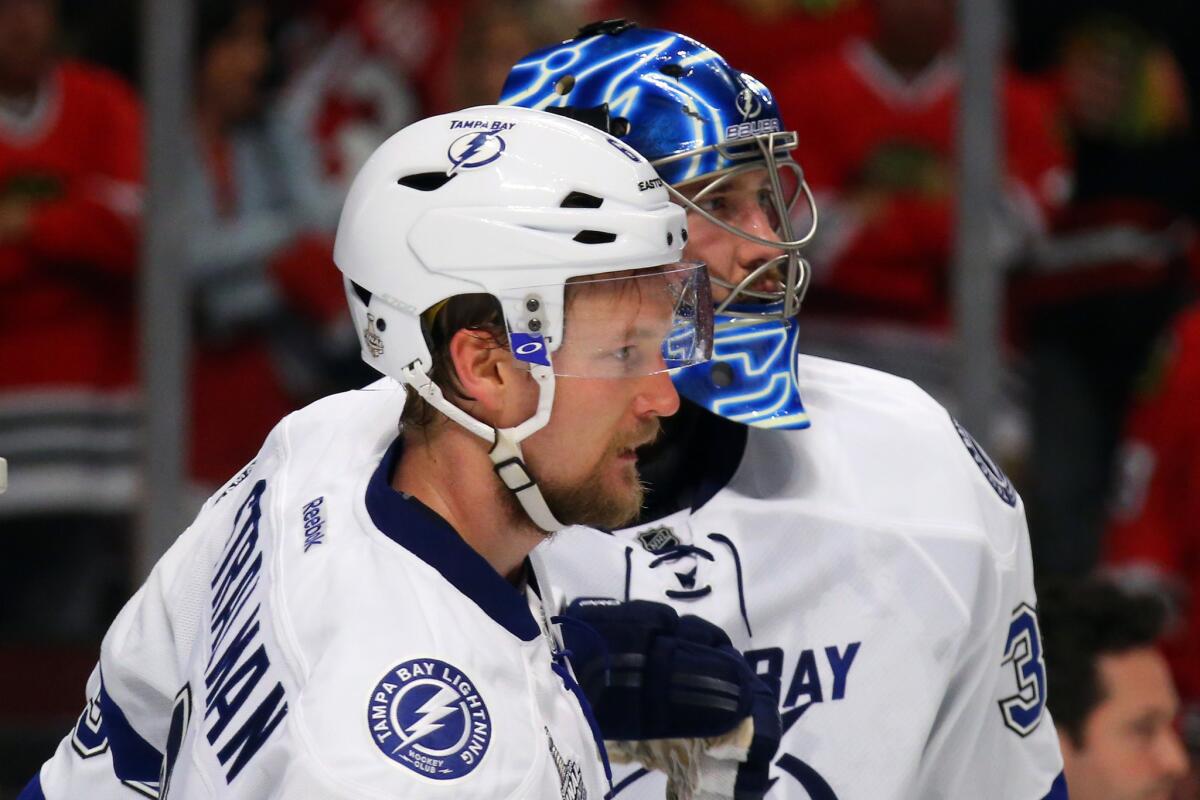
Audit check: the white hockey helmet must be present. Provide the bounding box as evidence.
[334,105,712,531]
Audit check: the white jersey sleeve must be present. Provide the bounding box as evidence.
[25,450,278,800]
[23,383,608,800]
[906,415,1066,799]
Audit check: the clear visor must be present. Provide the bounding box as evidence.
[504,262,713,378]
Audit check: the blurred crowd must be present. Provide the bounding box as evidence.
[0,0,1198,795]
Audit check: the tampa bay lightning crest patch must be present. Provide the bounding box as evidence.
[952,417,1017,507]
[367,658,491,779]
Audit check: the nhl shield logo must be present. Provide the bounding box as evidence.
[367,658,492,780]
[637,525,679,553]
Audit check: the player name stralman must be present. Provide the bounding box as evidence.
[206,480,289,783]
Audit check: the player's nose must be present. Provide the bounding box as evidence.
[732,206,782,283]
[633,368,681,419]
[1155,728,1189,780]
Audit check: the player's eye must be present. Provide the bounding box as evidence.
[696,195,727,215]
[1127,719,1159,745]
[609,344,646,374]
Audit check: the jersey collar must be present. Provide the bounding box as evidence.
[365,437,542,642]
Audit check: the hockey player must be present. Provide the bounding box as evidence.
[502,21,1068,798]
[18,106,778,799]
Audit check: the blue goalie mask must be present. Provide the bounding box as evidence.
[501,19,815,430]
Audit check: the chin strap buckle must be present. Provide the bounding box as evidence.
[489,428,565,533]
[493,456,536,493]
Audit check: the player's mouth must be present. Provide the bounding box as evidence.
[753,276,782,294]
[617,435,657,462]
[613,421,663,463]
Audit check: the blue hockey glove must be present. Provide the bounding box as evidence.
[558,598,781,798]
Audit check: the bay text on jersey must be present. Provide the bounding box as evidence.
[746,642,862,733]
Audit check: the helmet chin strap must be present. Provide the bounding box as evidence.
[400,361,566,533]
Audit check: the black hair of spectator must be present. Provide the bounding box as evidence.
[1038,576,1169,744]
[194,0,285,88]
[69,0,291,91]
[197,0,259,62]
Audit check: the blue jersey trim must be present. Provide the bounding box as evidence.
[16,772,45,800]
[98,672,165,784]
[1042,771,1069,800]
[608,767,650,797]
[365,437,541,641]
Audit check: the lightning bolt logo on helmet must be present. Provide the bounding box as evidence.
[447,130,506,174]
[367,658,492,779]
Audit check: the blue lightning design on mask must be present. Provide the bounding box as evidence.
[393,685,462,752]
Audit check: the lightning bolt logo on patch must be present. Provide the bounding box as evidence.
[368,658,492,780]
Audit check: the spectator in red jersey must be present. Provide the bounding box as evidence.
[183,0,353,486]
[650,0,875,90]
[1105,302,1200,768]
[1009,3,1199,578]
[449,0,575,111]
[271,0,421,229]
[0,0,143,639]
[775,0,1070,454]
[272,0,573,216]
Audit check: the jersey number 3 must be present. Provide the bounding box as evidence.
[998,604,1046,737]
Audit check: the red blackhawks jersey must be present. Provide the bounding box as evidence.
[650,0,874,89]
[779,40,1069,328]
[1105,304,1200,723]
[0,60,143,514]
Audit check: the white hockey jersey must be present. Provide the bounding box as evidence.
[24,385,609,800]
[537,355,1067,800]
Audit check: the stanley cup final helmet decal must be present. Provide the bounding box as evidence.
[502,21,813,430]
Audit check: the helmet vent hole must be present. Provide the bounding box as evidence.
[573,230,617,244]
[561,191,603,209]
[658,63,687,79]
[397,172,457,191]
[611,117,630,137]
[350,281,373,306]
[555,75,575,95]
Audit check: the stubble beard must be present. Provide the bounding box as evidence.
[508,419,661,534]
[540,456,647,531]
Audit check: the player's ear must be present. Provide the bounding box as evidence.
[447,328,536,427]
